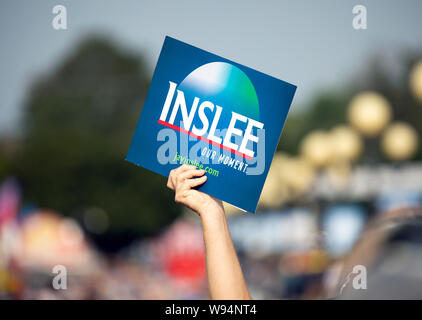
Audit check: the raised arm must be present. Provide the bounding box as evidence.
[167,164,251,300]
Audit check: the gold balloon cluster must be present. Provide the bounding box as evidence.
[300,126,362,168]
[297,125,362,193]
[259,153,315,208]
[258,61,422,210]
[348,90,419,161]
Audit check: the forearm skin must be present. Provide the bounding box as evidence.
[200,207,251,300]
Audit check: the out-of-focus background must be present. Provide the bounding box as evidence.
[1,0,422,299]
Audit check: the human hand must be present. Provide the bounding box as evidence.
[167,164,224,218]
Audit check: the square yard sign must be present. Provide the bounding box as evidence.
[126,36,296,213]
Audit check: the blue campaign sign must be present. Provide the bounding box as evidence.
[126,36,296,213]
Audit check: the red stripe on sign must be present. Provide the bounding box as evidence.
[157,119,253,160]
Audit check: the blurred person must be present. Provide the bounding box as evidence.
[168,164,422,300]
[328,206,422,299]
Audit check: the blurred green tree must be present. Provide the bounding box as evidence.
[12,37,180,248]
[0,152,8,179]
[278,91,350,155]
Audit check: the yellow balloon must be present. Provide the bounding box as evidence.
[280,157,315,195]
[259,153,289,208]
[348,92,392,136]
[381,122,419,161]
[330,125,363,162]
[300,130,333,167]
[410,61,422,102]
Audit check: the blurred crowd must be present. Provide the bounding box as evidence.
[0,189,209,299]
[1,172,422,299]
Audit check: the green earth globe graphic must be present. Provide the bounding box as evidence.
[178,62,260,121]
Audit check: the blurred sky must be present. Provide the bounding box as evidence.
[1,0,422,134]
